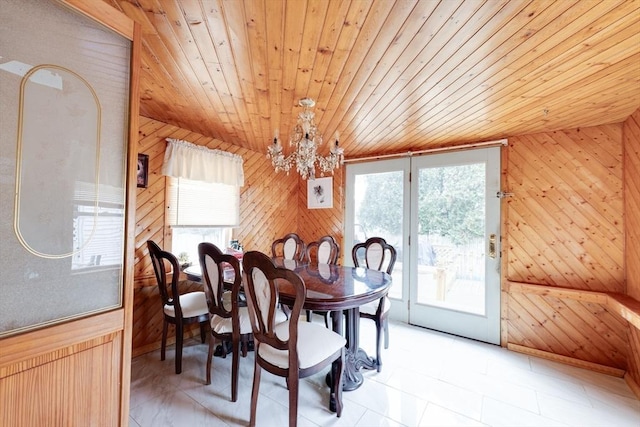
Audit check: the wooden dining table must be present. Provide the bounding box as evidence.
[183,257,392,391]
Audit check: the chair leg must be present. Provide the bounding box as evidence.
[175,323,183,374]
[383,317,389,349]
[375,316,383,373]
[306,309,312,322]
[199,320,207,343]
[288,371,299,427]
[331,348,344,417]
[161,321,168,361]
[231,336,240,402]
[206,335,214,385]
[240,335,248,357]
[249,360,262,427]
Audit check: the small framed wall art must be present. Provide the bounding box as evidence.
[307,176,333,209]
[137,153,149,188]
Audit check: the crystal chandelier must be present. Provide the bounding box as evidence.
[267,98,344,180]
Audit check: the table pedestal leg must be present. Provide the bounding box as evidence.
[327,307,378,392]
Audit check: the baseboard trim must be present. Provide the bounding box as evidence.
[508,343,625,377]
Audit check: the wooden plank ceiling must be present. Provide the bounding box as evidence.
[103,0,640,158]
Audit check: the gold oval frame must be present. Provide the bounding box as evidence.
[14,64,102,259]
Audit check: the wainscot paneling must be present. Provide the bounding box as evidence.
[132,116,297,354]
[0,310,124,426]
[504,125,629,371]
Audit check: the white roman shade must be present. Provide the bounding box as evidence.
[162,138,244,227]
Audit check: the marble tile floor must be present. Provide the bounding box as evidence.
[130,320,640,427]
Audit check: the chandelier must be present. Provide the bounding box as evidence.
[267,98,344,180]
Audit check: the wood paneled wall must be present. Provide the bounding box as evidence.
[625,109,640,301]
[505,125,624,291]
[132,116,298,354]
[504,126,626,369]
[624,108,640,391]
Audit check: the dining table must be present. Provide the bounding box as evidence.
[182,256,392,391]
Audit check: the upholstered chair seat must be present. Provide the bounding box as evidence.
[163,292,209,318]
[260,321,346,369]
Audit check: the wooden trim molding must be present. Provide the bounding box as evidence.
[507,343,626,377]
[507,280,640,398]
[0,309,124,370]
[506,281,640,329]
[625,372,640,399]
[57,0,134,39]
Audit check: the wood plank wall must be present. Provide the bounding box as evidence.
[132,116,297,354]
[625,109,640,301]
[624,108,640,388]
[504,125,628,369]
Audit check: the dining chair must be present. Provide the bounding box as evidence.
[271,233,306,261]
[305,235,340,264]
[305,235,340,326]
[198,242,253,402]
[242,251,345,427]
[351,237,397,372]
[147,240,209,374]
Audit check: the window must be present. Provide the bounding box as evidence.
[171,227,230,267]
[167,177,237,265]
[166,177,239,227]
[161,138,244,264]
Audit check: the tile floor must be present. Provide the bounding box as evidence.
[129,320,640,426]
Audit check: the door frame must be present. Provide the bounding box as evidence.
[345,144,504,343]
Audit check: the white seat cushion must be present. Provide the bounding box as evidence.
[211,301,286,335]
[211,306,253,334]
[164,291,209,318]
[258,321,346,369]
[359,296,390,316]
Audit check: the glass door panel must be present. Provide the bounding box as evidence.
[415,162,487,315]
[409,148,501,344]
[345,159,409,319]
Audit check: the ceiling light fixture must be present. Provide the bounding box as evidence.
[267,98,344,180]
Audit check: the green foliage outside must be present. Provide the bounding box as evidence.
[357,172,403,238]
[357,164,485,247]
[417,164,485,245]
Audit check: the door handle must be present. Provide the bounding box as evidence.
[489,234,496,259]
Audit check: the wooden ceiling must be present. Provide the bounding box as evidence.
[103,0,640,159]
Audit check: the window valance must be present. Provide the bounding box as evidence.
[162,138,244,186]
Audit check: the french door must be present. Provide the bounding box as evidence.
[409,148,501,343]
[345,147,501,344]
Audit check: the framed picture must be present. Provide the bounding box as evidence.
[307,176,333,209]
[137,153,149,188]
